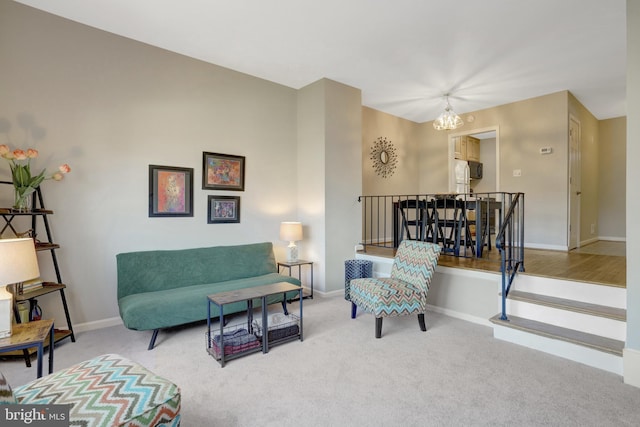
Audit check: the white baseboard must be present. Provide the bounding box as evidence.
[525,243,567,251]
[73,316,123,333]
[427,303,493,328]
[599,236,626,242]
[580,237,599,247]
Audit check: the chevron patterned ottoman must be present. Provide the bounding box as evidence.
[12,353,181,427]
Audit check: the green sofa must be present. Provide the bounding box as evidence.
[117,242,300,349]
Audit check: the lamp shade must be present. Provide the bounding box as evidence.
[280,222,303,242]
[0,237,40,285]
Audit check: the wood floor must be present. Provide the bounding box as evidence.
[359,241,626,288]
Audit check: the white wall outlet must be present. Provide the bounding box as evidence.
[540,147,553,154]
[513,169,522,177]
[591,223,596,234]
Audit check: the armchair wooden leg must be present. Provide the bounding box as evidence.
[351,302,357,319]
[418,313,427,331]
[375,317,383,338]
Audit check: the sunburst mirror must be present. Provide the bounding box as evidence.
[370,137,398,178]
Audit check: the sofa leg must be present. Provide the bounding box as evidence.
[418,313,427,331]
[351,303,357,319]
[375,318,383,338]
[148,329,160,350]
[281,300,289,315]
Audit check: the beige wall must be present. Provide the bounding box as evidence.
[298,79,363,292]
[599,117,627,240]
[361,107,422,196]
[421,92,570,249]
[0,2,301,327]
[363,91,614,250]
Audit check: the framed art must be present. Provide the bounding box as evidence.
[207,195,240,224]
[149,165,194,217]
[202,152,245,191]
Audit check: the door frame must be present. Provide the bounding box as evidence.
[568,114,581,249]
[448,125,500,193]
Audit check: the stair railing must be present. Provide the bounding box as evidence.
[495,192,525,321]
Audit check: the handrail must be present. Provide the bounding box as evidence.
[357,192,517,256]
[358,191,525,322]
[495,192,525,321]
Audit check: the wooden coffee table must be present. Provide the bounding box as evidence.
[0,319,54,378]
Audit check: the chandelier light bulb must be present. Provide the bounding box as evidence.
[433,95,464,131]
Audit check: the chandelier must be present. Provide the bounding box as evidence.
[433,95,464,131]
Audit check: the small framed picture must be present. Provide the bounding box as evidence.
[149,165,194,217]
[208,195,240,224]
[202,152,245,191]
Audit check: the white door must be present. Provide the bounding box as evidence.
[568,116,581,249]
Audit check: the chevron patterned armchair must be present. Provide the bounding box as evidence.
[349,240,441,338]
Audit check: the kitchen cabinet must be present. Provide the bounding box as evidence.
[453,136,480,161]
[466,136,480,161]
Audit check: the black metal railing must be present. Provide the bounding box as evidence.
[495,192,525,321]
[358,192,518,258]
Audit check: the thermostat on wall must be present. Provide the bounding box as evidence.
[540,147,552,154]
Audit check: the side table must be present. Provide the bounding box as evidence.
[0,319,54,378]
[278,260,314,299]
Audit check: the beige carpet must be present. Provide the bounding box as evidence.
[2,295,640,426]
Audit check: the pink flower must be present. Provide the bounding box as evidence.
[59,164,71,174]
[13,149,27,160]
[26,148,38,159]
[0,145,9,155]
[51,172,64,181]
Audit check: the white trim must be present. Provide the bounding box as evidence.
[580,237,599,247]
[447,125,500,193]
[494,324,623,375]
[598,236,627,242]
[624,347,640,387]
[568,114,582,249]
[427,303,492,328]
[436,264,499,281]
[513,273,626,308]
[74,316,123,333]
[525,242,568,251]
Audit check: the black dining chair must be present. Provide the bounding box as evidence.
[433,196,475,256]
[398,199,428,243]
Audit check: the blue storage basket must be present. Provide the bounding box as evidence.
[344,260,373,301]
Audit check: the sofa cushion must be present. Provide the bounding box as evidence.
[13,353,180,427]
[119,273,300,330]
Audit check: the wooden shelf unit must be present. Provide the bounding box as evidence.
[1,182,75,364]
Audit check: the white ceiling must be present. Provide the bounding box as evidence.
[15,0,627,123]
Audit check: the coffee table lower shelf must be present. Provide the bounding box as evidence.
[206,282,303,367]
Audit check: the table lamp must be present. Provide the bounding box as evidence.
[0,237,41,338]
[280,222,303,262]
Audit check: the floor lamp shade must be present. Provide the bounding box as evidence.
[280,222,303,262]
[0,238,41,338]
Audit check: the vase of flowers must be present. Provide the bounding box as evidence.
[0,144,71,212]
